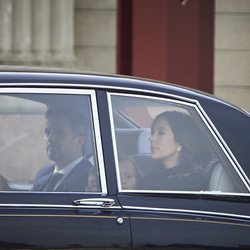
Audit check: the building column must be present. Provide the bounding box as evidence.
[117,0,214,93]
[0,0,13,58]
[0,0,75,66]
[51,0,74,61]
[32,0,51,60]
[13,0,32,59]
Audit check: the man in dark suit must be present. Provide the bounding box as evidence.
[33,108,94,192]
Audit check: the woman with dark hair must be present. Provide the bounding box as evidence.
[142,111,210,191]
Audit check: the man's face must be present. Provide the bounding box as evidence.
[44,115,84,168]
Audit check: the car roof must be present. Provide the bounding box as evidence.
[0,66,249,121]
[0,66,244,109]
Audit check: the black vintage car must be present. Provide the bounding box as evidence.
[0,69,249,249]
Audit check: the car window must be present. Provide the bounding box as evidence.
[109,93,248,193]
[0,91,105,193]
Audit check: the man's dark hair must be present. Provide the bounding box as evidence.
[45,108,87,139]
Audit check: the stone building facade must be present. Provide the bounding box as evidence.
[214,0,250,111]
[0,0,249,111]
[0,0,116,71]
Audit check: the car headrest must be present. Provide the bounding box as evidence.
[115,128,151,155]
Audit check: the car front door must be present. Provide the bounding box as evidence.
[0,87,131,249]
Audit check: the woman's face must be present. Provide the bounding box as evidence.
[151,117,180,168]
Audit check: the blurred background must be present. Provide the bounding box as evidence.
[0,0,249,111]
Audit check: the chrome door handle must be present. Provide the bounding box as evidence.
[73,198,115,207]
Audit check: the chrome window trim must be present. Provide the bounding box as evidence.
[107,93,122,191]
[0,87,107,195]
[107,92,250,194]
[123,205,250,220]
[90,91,107,194]
[117,189,250,196]
[0,82,198,104]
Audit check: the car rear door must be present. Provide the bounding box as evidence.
[108,90,250,249]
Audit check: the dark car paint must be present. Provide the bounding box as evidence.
[0,207,131,249]
[119,194,250,248]
[0,71,249,249]
[0,193,131,249]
